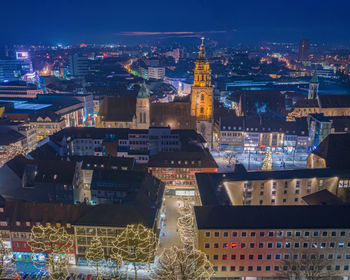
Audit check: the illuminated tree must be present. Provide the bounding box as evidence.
[29,225,73,280]
[279,251,336,280]
[177,214,195,246]
[262,149,273,170]
[0,237,18,279]
[151,246,214,280]
[86,237,105,279]
[112,224,158,280]
[224,152,236,167]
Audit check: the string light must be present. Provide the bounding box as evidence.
[29,225,73,280]
[262,148,273,170]
[112,224,158,280]
[152,246,214,280]
[0,237,18,279]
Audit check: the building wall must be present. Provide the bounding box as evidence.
[196,228,350,278]
[224,177,339,206]
[150,167,217,189]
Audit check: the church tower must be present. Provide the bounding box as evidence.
[136,81,150,129]
[308,72,319,99]
[191,38,213,148]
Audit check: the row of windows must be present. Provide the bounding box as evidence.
[205,241,350,249]
[204,230,348,238]
[213,264,349,273]
[209,253,350,261]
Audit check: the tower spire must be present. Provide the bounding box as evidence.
[199,37,206,60]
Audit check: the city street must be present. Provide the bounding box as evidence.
[212,151,308,172]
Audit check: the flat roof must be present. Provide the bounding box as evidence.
[0,100,52,111]
[194,205,350,230]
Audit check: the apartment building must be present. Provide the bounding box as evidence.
[218,117,309,153]
[194,205,350,279]
[196,165,350,206]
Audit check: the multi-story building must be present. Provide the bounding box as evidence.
[2,95,85,141]
[0,59,32,82]
[288,95,350,121]
[0,198,162,265]
[0,126,26,167]
[49,126,205,163]
[148,150,218,195]
[308,114,350,148]
[196,165,350,206]
[194,205,350,279]
[218,117,309,153]
[298,39,309,61]
[69,54,89,79]
[307,133,350,170]
[148,67,165,80]
[0,81,43,98]
[0,155,80,203]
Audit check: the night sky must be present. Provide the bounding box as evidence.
[1,0,350,45]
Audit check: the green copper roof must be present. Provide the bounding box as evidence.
[310,72,319,84]
[137,81,150,98]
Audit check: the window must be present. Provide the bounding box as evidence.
[205,243,210,248]
[250,232,256,237]
[232,232,237,237]
[258,254,263,260]
[214,243,219,248]
[249,254,254,260]
[250,243,255,248]
[222,255,227,260]
[268,232,274,237]
[266,266,271,271]
[275,254,281,260]
[313,231,319,237]
[330,242,335,248]
[242,232,247,237]
[286,231,292,237]
[331,231,337,237]
[293,254,298,260]
[267,243,273,248]
[241,243,246,249]
[214,232,219,237]
[231,242,237,248]
[231,254,236,260]
[274,265,280,271]
[322,231,328,237]
[213,266,218,272]
[223,243,229,249]
[303,243,308,248]
[338,242,344,248]
[328,254,334,260]
[240,255,245,260]
[230,266,235,271]
[205,232,210,237]
[294,242,300,249]
[267,254,272,260]
[221,266,227,272]
[260,232,265,237]
[257,266,262,271]
[213,255,218,260]
[284,254,290,260]
[223,232,228,237]
[276,242,282,248]
[239,266,244,271]
[259,243,264,248]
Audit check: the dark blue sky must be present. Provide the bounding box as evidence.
[1,0,349,46]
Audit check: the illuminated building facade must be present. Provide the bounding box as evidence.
[194,205,350,279]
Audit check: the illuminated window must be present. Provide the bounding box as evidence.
[223,243,229,249]
[231,243,237,249]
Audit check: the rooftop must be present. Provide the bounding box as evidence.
[194,205,350,230]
